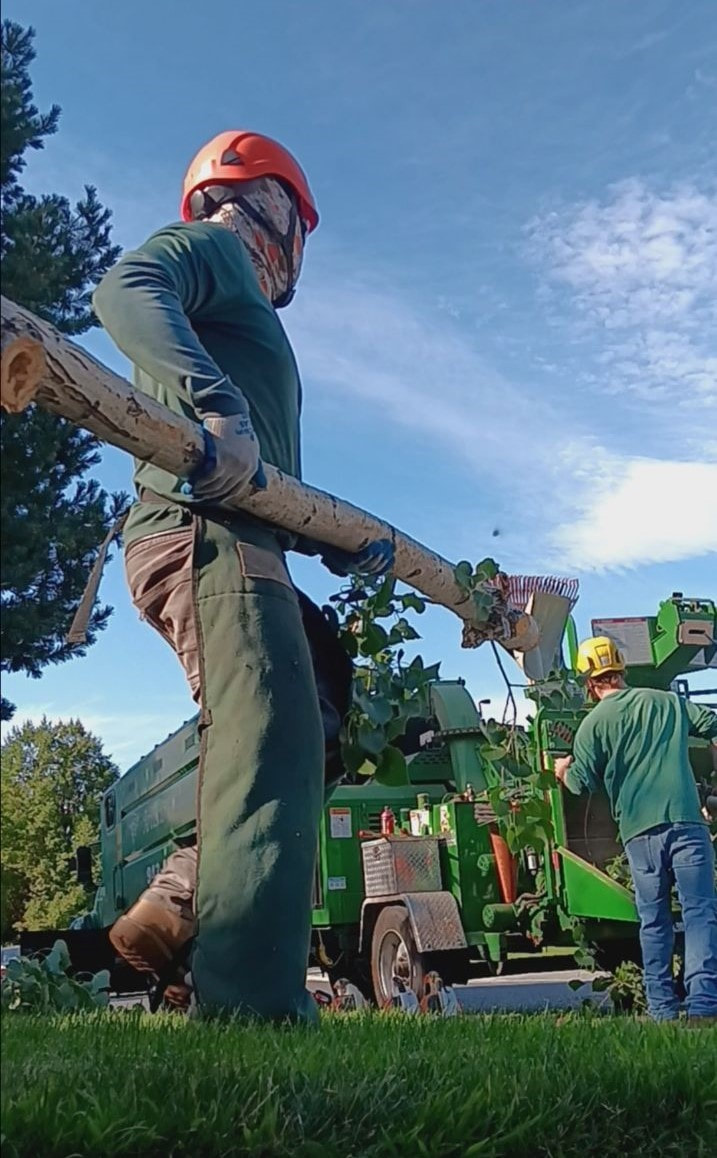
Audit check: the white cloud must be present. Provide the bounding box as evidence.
[520,178,717,568]
[526,179,717,407]
[552,457,717,570]
[287,255,715,572]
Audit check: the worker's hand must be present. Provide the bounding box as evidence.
[183,413,267,503]
[321,539,395,579]
[553,755,573,784]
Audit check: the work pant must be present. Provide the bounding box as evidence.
[625,821,717,1021]
[125,507,324,1022]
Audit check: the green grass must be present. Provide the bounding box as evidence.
[2,1011,716,1157]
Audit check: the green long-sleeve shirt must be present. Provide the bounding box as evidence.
[564,686,717,844]
[93,221,302,547]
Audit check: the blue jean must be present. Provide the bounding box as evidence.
[625,822,717,1021]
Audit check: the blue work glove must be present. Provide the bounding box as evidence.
[320,538,395,579]
[181,415,267,500]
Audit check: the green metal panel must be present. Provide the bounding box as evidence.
[532,707,591,905]
[98,716,200,925]
[435,800,499,936]
[565,615,579,672]
[429,681,488,793]
[312,785,427,927]
[558,848,638,923]
[599,596,717,690]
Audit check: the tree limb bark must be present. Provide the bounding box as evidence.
[0,295,538,652]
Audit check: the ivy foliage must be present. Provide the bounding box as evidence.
[452,556,500,622]
[333,556,516,788]
[1,939,110,1014]
[333,575,439,787]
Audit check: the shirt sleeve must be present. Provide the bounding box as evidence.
[92,223,249,418]
[563,716,604,795]
[685,699,717,741]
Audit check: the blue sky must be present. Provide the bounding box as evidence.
[3,0,716,768]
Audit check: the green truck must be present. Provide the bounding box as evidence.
[20,593,716,1003]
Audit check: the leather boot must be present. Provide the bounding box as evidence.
[109,896,195,976]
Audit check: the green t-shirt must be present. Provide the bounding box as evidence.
[93,221,302,547]
[564,686,717,844]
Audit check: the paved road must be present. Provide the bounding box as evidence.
[307,967,611,1014]
[112,967,611,1014]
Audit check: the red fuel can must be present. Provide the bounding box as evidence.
[380,806,395,836]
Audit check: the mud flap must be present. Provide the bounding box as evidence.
[360,891,467,955]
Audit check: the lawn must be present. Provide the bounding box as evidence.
[2,1011,715,1157]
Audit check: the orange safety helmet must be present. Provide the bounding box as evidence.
[181,130,318,232]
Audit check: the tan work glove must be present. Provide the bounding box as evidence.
[184,412,267,504]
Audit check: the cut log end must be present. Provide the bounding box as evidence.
[0,335,46,414]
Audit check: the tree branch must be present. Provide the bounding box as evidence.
[1,295,538,653]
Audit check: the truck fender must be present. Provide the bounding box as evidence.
[359,891,467,955]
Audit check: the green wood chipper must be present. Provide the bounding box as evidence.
[21,592,715,1004]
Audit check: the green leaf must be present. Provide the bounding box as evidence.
[339,631,359,658]
[504,829,520,854]
[360,623,389,656]
[385,717,408,741]
[402,656,439,690]
[364,695,393,727]
[374,745,408,787]
[356,759,377,778]
[44,943,69,976]
[90,969,111,994]
[480,745,508,762]
[471,589,494,619]
[400,593,426,614]
[591,976,612,992]
[394,618,420,642]
[357,724,387,757]
[56,981,79,1010]
[473,557,499,581]
[454,561,473,586]
[373,605,396,619]
[341,743,368,776]
[371,576,396,612]
[574,948,596,970]
[54,940,71,971]
[491,799,510,817]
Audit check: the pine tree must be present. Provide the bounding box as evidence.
[1,20,126,720]
[1,718,118,938]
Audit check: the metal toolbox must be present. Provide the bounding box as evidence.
[361,836,442,896]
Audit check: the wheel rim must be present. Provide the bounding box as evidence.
[377,929,413,999]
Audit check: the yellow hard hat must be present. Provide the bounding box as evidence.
[575,635,626,677]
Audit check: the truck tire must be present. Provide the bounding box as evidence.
[370,905,426,1005]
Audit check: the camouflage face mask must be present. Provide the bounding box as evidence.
[210,177,304,307]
